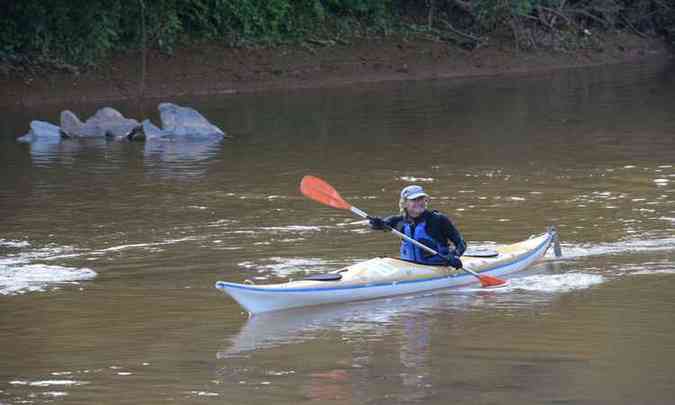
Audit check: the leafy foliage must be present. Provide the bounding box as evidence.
[0,0,672,67]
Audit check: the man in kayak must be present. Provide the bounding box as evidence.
[369,185,466,268]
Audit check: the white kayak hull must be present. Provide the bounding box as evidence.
[216,229,556,314]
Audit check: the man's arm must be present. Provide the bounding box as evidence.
[440,215,466,256]
[369,215,403,231]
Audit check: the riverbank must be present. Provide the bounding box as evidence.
[1,32,671,108]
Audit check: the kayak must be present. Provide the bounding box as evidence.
[216,227,558,314]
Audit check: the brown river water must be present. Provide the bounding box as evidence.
[1,61,674,404]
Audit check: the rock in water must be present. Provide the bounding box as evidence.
[135,119,164,141]
[17,121,63,143]
[93,107,124,121]
[158,103,225,138]
[60,110,83,138]
[19,103,226,145]
[60,107,140,139]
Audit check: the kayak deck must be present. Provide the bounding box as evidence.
[216,228,557,314]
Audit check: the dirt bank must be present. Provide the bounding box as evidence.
[1,32,671,108]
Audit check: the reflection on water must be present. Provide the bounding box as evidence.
[218,294,449,358]
[18,135,225,179]
[21,138,108,167]
[143,138,225,179]
[213,257,613,403]
[218,258,611,358]
[1,60,674,404]
[143,138,224,162]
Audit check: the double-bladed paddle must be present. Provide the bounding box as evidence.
[300,175,507,288]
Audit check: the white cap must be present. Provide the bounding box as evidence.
[400,185,428,200]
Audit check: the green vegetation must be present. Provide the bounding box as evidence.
[1,0,673,68]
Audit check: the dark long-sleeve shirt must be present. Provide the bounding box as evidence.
[379,210,466,256]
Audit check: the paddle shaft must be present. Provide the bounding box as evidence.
[350,206,484,277]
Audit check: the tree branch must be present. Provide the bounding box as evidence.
[439,18,482,44]
[620,13,650,38]
[567,8,612,27]
[537,6,573,27]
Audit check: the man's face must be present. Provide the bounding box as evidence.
[405,196,427,218]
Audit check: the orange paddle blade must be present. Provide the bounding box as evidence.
[300,176,351,210]
[478,275,508,288]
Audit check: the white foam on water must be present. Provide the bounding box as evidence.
[350,228,370,234]
[238,257,334,277]
[0,245,79,266]
[0,264,97,296]
[336,219,368,227]
[96,242,160,253]
[206,219,239,229]
[1,239,97,296]
[9,380,88,387]
[398,176,434,182]
[629,260,675,275]
[9,380,27,385]
[260,225,321,232]
[633,269,675,275]
[508,273,605,293]
[43,392,68,397]
[0,239,31,248]
[193,391,220,397]
[556,237,675,259]
[90,237,197,254]
[29,380,84,387]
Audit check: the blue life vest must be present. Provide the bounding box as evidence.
[399,218,450,265]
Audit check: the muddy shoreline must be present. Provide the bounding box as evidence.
[1,33,671,109]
